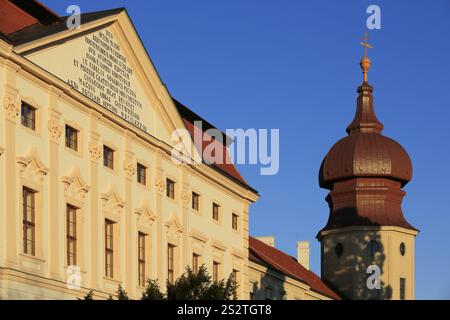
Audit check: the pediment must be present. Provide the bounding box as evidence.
[61,167,90,202]
[100,185,124,217]
[15,10,194,155]
[17,148,49,184]
[135,200,156,230]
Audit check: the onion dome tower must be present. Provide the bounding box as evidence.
[317,34,418,300]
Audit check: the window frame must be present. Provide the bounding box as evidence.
[66,204,78,266]
[192,192,200,211]
[232,213,239,230]
[168,244,175,283]
[21,102,36,131]
[213,261,220,282]
[212,203,220,221]
[166,179,175,199]
[138,232,147,287]
[65,125,79,151]
[22,187,36,256]
[103,145,115,170]
[137,163,147,186]
[105,219,114,278]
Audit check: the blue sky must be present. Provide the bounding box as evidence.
[45,0,450,299]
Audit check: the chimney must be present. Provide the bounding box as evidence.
[297,241,310,270]
[255,236,275,247]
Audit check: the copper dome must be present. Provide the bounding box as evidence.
[319,82,412,190]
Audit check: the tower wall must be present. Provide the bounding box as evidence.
[320,227,416,300]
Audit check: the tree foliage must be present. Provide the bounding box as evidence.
[142,265,237,300]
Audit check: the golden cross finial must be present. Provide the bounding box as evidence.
[359,32,373,82]
[360,31,373,58]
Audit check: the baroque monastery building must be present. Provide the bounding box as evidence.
[0,0,416,300]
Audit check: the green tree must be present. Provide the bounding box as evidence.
[79,290,94,300]
[141,279,165,300]
[116,284,129,300]
[141,265,238,300]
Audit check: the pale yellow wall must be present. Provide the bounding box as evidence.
[319,226,417,300]
[248,261,332,300]
[0,18,258,300]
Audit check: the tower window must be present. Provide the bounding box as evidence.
[192,253,200,274]
[368,240,379,258]
[400,242,406,256]
[335,243,344,258]
[400,278,406,300]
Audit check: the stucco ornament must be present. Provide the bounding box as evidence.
[61,168,90,202]
[48,119,63,141]
[17,149,49,184]
[101,186,125,218]
[181,191,190,206]
[123,159,136,178]
[135,201,156,230]
[3,96,19,121]
[165,214,183,241]
[88,141,102,161]
[155,179,166,194]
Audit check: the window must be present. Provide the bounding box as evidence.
[138,232,147,287]
[166,179,175,199]
[66,205,77,266]
[192,192,199,211]
[249,292,255,300]
[23,187,36,256]
[103,145,114,169]
[213,261,220,282]
[232,269,238,284]
[21,102,36,130]
[65,125,78,151]
[212,203,220,221]
[335,243,344,258]
[368,240,379,258]
[232,213,239,230]
[192,253,200,274]
[137,163,147,185]
[400,278,406,300]
[168,245,175,283]
[105,220,114,278]
[265,287,273,300]
[400,242,406,256]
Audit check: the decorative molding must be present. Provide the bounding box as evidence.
[47,119,63,141]
[100,186,125,218]
[181,191,190,206]
[165,214,183,243]
[88,141,102,162]
[155,179,166,194]
[134,200,156,230]
[61,168,90,203]
[123,159,136,178]
[17,149,49,184]
[3,95,20,122]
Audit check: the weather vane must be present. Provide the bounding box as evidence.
[360,32,373,82]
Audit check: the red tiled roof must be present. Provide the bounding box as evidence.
[249,236,340,300]
[173,98,257,193]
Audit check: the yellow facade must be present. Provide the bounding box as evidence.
[0,11,259,300]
